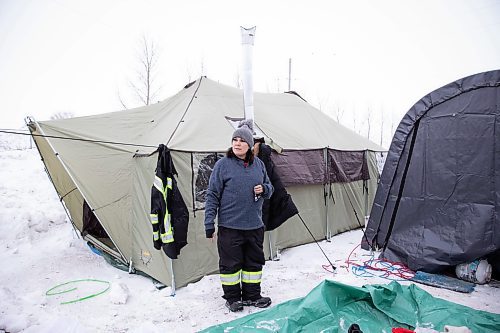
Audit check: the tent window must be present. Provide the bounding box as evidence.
[193,152,224,210]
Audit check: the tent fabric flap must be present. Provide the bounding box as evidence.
[201,280,500,333]
[271,149,325,186]
[328,149,369,183]
[271,149,370,187]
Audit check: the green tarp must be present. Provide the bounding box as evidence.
[202,280,500,332]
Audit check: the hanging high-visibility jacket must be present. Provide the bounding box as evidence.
[150,144,189,259]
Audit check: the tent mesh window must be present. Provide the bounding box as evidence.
[193,152,224,210]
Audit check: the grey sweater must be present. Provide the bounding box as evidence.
[204,156,274,232]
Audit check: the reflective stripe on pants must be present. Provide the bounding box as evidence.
[220,270,241,286]
[241,270,262,283]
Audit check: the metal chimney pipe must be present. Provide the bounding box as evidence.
[240,26,256,129]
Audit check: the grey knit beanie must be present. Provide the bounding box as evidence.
[232,119,254,147]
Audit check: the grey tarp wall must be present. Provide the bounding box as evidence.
[364,69,500,273]
[29,77,385,289]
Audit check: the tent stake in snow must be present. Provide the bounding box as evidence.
[297,213,336,272]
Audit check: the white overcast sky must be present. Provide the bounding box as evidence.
[1,0,499,145]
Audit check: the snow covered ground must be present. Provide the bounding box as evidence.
[0,139,499,333]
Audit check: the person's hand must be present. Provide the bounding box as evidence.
[206,228,215,241]
[254,184,264,195]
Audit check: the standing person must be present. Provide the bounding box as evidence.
[204,120,274,312]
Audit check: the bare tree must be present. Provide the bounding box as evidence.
[335,105,345,124]
[200,56,205,77]
[134,36,161,105]
[380,109,385,147]
[316,97,323,112]
[390,110,396,138]
[352,107,359,134]
[120,35,162,108]
[50,111,75,120]
[316,94,330,113]
[185,65,192,85]
[366,108,372,140]
[117,88,128,109]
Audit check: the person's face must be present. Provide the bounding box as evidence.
[232,137,250,159]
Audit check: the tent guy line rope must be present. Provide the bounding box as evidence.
[297,213,337,272]
[339,181,371,247]
[0,129,158,149]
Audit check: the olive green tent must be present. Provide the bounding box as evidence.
[28,77,384,291]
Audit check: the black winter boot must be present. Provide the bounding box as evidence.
[242,296,271,308]
[225,300,243,312]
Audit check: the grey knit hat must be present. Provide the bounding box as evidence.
[232,119,254,147]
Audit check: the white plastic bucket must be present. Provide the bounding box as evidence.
[455,259,492,284]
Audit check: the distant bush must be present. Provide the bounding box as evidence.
[0,130,33,152]
[50,112,75,120]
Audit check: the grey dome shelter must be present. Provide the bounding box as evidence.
[363,70,500,275]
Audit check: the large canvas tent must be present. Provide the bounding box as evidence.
[28,77,384,290]
[364,70,500,274]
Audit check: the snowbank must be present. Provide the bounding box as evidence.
[0,147,498,333]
